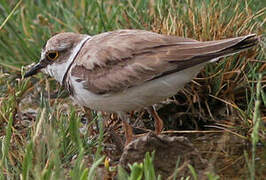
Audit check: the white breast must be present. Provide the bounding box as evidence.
[69,63,205,112]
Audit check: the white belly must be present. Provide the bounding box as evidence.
[70,64,204,112]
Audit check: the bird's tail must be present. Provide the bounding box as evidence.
[213,34,259,58]
[183,34,259,65]
[167,34,260,72]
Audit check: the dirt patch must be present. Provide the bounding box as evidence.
[119,132,207,179]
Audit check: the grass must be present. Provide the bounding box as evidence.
[0,0,265,179]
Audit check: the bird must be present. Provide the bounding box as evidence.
[24,29,259,145]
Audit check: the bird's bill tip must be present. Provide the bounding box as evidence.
[24,63,44,78]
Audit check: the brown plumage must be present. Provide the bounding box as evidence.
[70,30,258,94]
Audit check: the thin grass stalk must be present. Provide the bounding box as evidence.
[87,156,105,180]
[250,73,262,180]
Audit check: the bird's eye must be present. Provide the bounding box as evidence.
[47,51,59,61]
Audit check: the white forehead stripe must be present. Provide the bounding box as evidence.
[58,35,91,84]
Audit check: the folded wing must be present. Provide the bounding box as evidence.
[71,30,258,94]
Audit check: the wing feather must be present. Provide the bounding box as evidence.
[70,30,257,94]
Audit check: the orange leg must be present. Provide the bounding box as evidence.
[119,113,134,146]
[147,106,164,134]
[122,120,133,146]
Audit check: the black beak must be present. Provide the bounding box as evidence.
[24,63,45,78]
